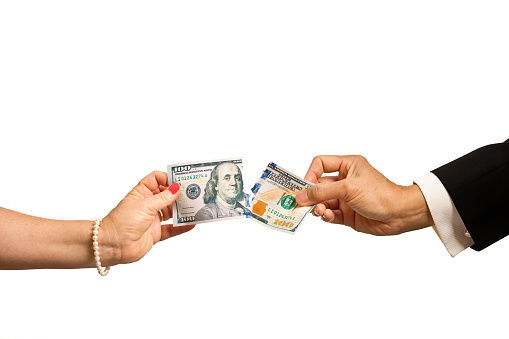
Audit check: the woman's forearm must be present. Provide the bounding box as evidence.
[1,171,190,271]
[0,207,121,269]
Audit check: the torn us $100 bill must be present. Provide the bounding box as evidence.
[249,162,315,233]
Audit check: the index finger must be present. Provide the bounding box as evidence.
[304,155,353,183]
[134,171,170,197]
[317,176,338,184]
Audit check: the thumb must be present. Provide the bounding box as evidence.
[144,182,181,212]
[295,180,352,206]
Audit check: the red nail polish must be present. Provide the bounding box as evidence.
[169,182,180,194]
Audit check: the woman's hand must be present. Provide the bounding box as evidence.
[295,155,433,236]
[102,171,195,265]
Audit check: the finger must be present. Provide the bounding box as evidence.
[303,155,354,183]
[311,203,326,216]
[311,199,338,215]
[159,205,173,221]
[144,182,180,213]
[151,184,169,196]
[321,209,344,224]
[160,224,195,241]
[295,179,355,206]
[311,205,345,225]
[136,171,170,194]
[317,176,338,184]
[321,199,339,210]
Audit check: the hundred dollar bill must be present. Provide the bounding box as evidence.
[249,162,314,233]
[168,158,248,226]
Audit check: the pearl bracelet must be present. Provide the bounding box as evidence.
[92,218,110,276]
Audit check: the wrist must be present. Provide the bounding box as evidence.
[398,184,434,232]
[96,216,122,266]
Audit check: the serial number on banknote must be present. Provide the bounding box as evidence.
[174,174,208,182]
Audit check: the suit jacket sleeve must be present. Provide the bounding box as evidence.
[432,138,509,251]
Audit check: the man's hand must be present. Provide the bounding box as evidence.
[295,155,433,235]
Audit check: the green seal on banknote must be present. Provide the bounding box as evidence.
[249,162,314,233]
[279,195,297,210]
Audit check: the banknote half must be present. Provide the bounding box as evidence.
[168,158,249,226]
[249,162,314,234]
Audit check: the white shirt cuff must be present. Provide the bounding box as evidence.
[414,173,474,257]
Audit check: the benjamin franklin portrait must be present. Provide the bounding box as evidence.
[194,162,245,221]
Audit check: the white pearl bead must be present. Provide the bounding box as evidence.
[92,219,109,276]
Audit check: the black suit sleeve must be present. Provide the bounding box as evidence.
[432,139,509,251]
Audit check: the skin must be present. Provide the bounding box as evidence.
[295,155,434,236]
[215,163,242,205]
[0,171,194,269]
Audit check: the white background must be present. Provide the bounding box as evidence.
[1,1,508,338]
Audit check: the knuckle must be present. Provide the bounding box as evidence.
[310,184,327,201]
[150,170,163,182]
[311,155,326,167]
[352,155,367,163]
[153,169,165,177]
[312,155,322,163]
[158,191,170,207]
[342,180,360,202]
[341,179,352,191]
[147,170,159,180]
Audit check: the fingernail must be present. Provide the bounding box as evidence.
[295,192,308,204]
[169,182,180,194]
